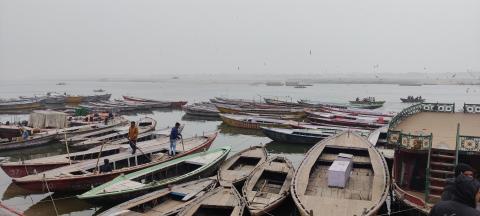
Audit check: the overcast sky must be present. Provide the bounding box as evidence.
[1,0,479,80]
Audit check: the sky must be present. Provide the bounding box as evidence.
[1,0,479,80]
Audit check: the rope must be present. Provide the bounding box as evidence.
[377,207,418,215]
[42,174,59,216]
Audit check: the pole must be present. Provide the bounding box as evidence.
[95,141,106,172]
[64,133,72,165]
[181,137,185,151]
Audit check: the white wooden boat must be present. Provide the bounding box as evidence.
[178,186,246,216]
[218,145,268,186]
[291,131,389,216]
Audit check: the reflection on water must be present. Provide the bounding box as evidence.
[217,123,264,137]
[0,142,67,162]
[181,114,220,122]
[265,140,311,155]
[23,196,96,216]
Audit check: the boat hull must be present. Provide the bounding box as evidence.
[220,115,290,130]
[1,163,70,179]
[0,134,57,152]
[13,133,217,192]
[261,128,323,145]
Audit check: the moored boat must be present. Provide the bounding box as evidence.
[400,96,425,103]
[215,104,305,116]
[183,102,220,117]
[261,127,336,145]
[13,132,218,192]
[122,96,187,108]
[220,114,292,130]
[291,131,389,216]
[349,97,385,108]
[243,156,294,216]
[0,132,58,152]
[177,185,245,216]
[218,145,268,186]
[71,117,157,150]
[98,178,217,216]
[77,146,229,203]
[0,100,42,113]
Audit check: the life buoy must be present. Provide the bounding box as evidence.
[475,106,480,113]
[423,105,430,111]
[467,106,474,113]
[445,106,452,112]
[438,106,444,111]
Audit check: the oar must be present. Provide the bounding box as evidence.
[181,137,185,151]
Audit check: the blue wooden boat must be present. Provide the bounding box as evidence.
[261,127,334,145]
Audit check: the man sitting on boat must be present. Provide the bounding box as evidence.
[169,122,182,156]
[128,121,139,154]
[100,159,113,173]
[430,174,480,216]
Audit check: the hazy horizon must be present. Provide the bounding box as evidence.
[1,0,479,80]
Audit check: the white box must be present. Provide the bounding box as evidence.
[328,159,353,188]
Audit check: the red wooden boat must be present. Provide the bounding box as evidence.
[307,112,386,129]
[1,132,170,178]
[13,132,217,192]
[122,96,187,108]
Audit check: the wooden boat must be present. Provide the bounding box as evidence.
[93,89,105,93]
[71,117,157,150]
[98,178,217,216]
[63,121,131,144]
[307,112,387,129]
[0,201,24,216]
[216,104,305,116]
[13,132,218,192]
[291,131,389,216]
[183,102,220,117]
[178,185,245,216]
[243,156,294,216]
[0,100,42,113]
[220,114,292,130]
[349,97,385,107]
[83,94,112,102]
[77,146,229,203]
[0,131,58,152]
[400,96,425,103]
[122,96,187,108]
[315,105,395,117]
[262,127,336,145]
[65,96,83,104]
[218,146,268,186]
[307,110,391,123]
[1,132,170,178]
[0,124,23,140]
[263,98,300,107]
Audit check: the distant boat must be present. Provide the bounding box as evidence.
[265,81,284,86]
[56,82,67,85]
[400,96,425,103]
[398,83,422,86]
[172,76,179,79]
[294,85,307,88]
[93,89,105,93]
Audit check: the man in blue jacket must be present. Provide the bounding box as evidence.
[169,122,182,156]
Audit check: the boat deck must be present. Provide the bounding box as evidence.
[393,112,480,150]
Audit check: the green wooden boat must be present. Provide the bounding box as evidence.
[77,147,230,204]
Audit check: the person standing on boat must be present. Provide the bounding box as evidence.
[169,122,182,156]
[128,121,139,154]
[430,174,480,216]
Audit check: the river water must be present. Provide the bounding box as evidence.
[0,79,479,215]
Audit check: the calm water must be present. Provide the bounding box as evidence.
[1,79,479,215]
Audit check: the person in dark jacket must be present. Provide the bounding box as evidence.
[100,159,113,173]
[430,174,480,216]
[441,163,475,201]
[169,122,182,156]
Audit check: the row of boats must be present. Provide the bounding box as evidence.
[1,124,389,216]
[0,94,187,114]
